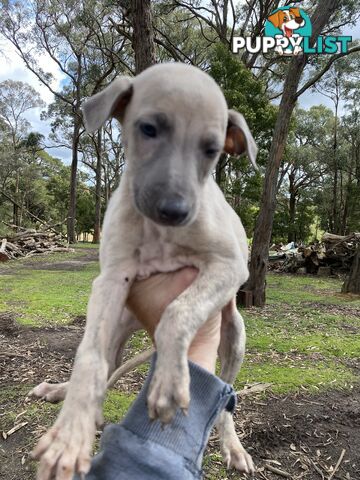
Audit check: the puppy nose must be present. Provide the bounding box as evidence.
[157,197,189,224]
[295,17,304,25]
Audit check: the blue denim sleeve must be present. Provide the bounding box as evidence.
[75,354,236,480]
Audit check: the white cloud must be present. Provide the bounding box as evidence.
[0,39,71,162]
[1,41,64,104]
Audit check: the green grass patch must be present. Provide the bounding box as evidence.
[0,385,135,431]
[73,242,100,249]
[1,253,359,396]
[0,262,99,325]
[238,274,360,394]
[235,359,356,394]
[266,273,360,306]
[245,311,360,358]
[103,390,136,423]
[0,385,61,433]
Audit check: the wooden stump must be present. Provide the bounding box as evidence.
[342,246,360,294]
[237,289,253,308]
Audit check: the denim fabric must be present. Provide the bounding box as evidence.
[74,355,236,480]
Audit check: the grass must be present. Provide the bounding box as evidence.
[266,274,360,306]
[235,359,355,394]
[0,385,135,439]
[0,248,98,325]
[1,250,359,395]
[1,250,359,480]
[238,273,360,393]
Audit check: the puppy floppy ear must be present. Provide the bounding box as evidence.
[224,110,258,169]
[289,7,301,17]
[268,11,282,29]
[82,77,133,133]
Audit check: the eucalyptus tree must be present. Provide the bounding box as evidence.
[247,0,360,305]
[0,0,130,242]
[0,79,45,225]
[156,0,360,305]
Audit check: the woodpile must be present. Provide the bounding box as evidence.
[269,233,360,276]
[0,229,74,261]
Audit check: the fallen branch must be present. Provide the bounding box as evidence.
[328,449,346,480]
[265,464,292,478]
[3,422,28,439]
[0,351,27,358]
[237,382,272,396]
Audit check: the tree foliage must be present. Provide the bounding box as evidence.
[0,0,359,301]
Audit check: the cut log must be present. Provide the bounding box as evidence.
[268,232,359,276]
[0,239,9,262]
[0,228,74,260]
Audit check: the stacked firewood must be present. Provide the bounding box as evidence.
[269,233,360,275]
[0,229,73,262]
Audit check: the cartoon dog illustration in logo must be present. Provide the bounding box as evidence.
[268,7,306,55]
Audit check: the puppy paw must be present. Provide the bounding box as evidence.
[221,438,254,474]
[147,361,190,423]
[32,413,95,480]
[28,382,68,403]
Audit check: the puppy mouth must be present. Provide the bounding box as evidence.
[283,19,304,36]
[153,214,191,227]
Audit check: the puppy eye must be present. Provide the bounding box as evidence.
[140,123,157,138]
[205,148,219,158]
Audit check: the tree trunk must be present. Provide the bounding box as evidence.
[246,0,339,306]
[67,55,82,244]
[287,170,297,243]
[342,246,360,294]
[246,63,305,305]
[93,129,102,244]
[288,190,297,243]
[67,111,81,244]
[332,96,339,233]
[13,171,20,227]
[132,0,156,74]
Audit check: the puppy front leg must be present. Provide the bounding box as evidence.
[33,266,135,480]
[148,260,244,423]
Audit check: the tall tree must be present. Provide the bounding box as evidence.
[282,106,333,242]
[0,79,45,226]
[131,0,156,73]
[246,0,360,306]
[0,0,128,242]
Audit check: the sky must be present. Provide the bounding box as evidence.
[0,16,359,164]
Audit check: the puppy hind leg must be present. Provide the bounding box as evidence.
[218,297,246,384]
[216,298,254,474]
[28,308,141,404]
[28,381,69,403]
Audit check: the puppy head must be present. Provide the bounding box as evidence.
[82,63,257,227]
[268,8,304,29]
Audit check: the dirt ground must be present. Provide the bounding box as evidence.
[0,251,359,479]
[1,316,359,480]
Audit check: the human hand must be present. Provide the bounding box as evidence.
[127,268,220,373]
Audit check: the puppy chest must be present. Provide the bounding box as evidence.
[135,223,194,279]
[136,241,190,278]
